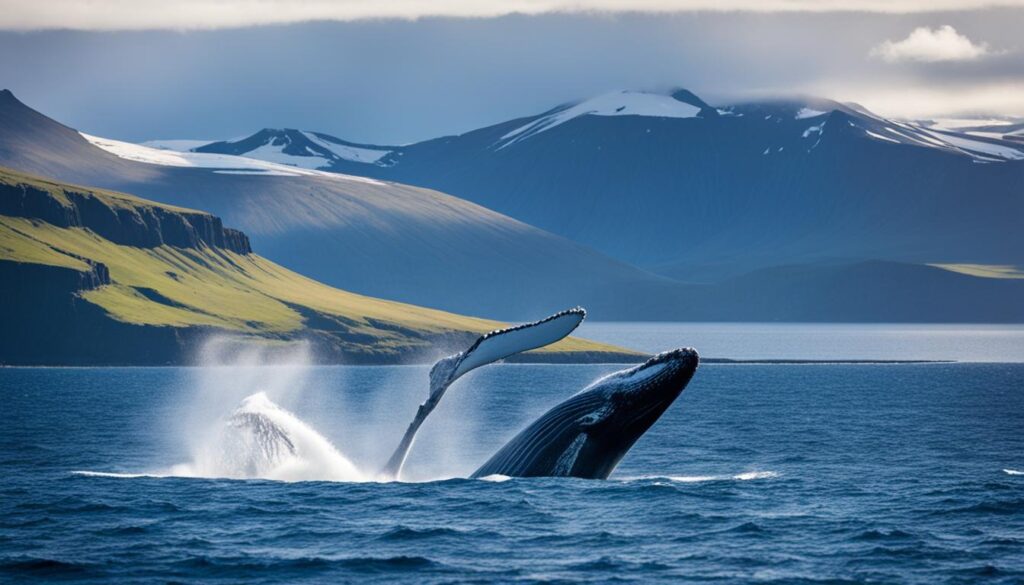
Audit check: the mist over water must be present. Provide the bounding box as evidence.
[165,338,362,481]
[154,337,494,483]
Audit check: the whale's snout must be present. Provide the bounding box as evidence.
[608,347,699,429]
[645,347,699,371]
[636,347,699,395]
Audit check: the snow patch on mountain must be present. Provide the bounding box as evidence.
[864,129,900,144]
[919,129,1024,161]
[795,108,827,119]
[497,90,701,149]
[302,132,391,164]
[81,133,384,184]
[916,117,1024,142]
[243,141,329,170]
[142,139,214,151]
[186,129,393,170]
[213,169,301,176]
[926,117,1013,130]
[844,115,1024,162]
[802,124,824,138]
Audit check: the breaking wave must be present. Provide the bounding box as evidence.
[167,392,367,482]
[71,471,160,479]
[623,471,780,483]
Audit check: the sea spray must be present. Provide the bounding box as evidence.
[170,392,365,481]
[166,337,365,481]
[165,337,490,482]
[395,366,490,481]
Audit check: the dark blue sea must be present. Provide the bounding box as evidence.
[2,324,1023,583]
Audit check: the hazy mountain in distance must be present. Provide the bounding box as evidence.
[204,88,1024,283]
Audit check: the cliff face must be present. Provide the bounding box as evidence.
[0,260,211,365]
[0,179,251,254]
[0,167,254,364]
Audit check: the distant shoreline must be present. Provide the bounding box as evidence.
[700,358,953,365]
[0,358,962,369]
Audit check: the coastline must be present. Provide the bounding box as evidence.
[0,357,960,368]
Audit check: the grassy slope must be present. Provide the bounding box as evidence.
[0,167,635,360]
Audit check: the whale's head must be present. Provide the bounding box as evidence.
[569,347,699,477]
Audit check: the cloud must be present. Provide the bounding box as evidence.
[2,0,1024,31]
[871,25,994,62]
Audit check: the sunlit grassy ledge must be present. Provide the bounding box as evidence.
[0,167,641,365]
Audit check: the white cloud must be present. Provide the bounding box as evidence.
[871,25,994,62]
[1,1,1024,31]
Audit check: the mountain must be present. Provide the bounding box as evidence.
[913,117,1024,144]
[4,89,1022,324]
[192,128,394,169]
[669,260,1024,323]
[0,89,691,321]
[0,165,636,365]
[207,88,1024,283]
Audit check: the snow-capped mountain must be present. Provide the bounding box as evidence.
[0,89,695,320]
[3,88,1022,323]
[495,89,718,149]
[85,132,382,180]
[181,91,1024,172]
[189,128,394,169]
[269,88,1023,281]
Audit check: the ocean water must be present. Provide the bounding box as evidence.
[2,327,1023,583]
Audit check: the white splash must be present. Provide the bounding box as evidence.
[625,470,779,483]
[733,470,780,481]
[71,471,162,479]
[121,338,366,482]
[169,392,366,482]
[1004,469,1023,476]
[478,474,512,482]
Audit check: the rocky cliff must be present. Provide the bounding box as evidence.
[0,172,251,254]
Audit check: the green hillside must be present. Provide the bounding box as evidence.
[0,166,638,365]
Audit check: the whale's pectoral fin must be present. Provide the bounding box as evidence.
[378,307,587,480]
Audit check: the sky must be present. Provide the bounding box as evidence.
[0,1,1021,144]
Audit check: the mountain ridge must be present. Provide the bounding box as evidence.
[3,89,1023,324]
[0,89,692,321]
[285,88,1024,280]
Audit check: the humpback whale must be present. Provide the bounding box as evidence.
[380,307,587,480]
[471,348,698,479]
[219,307,699,482]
